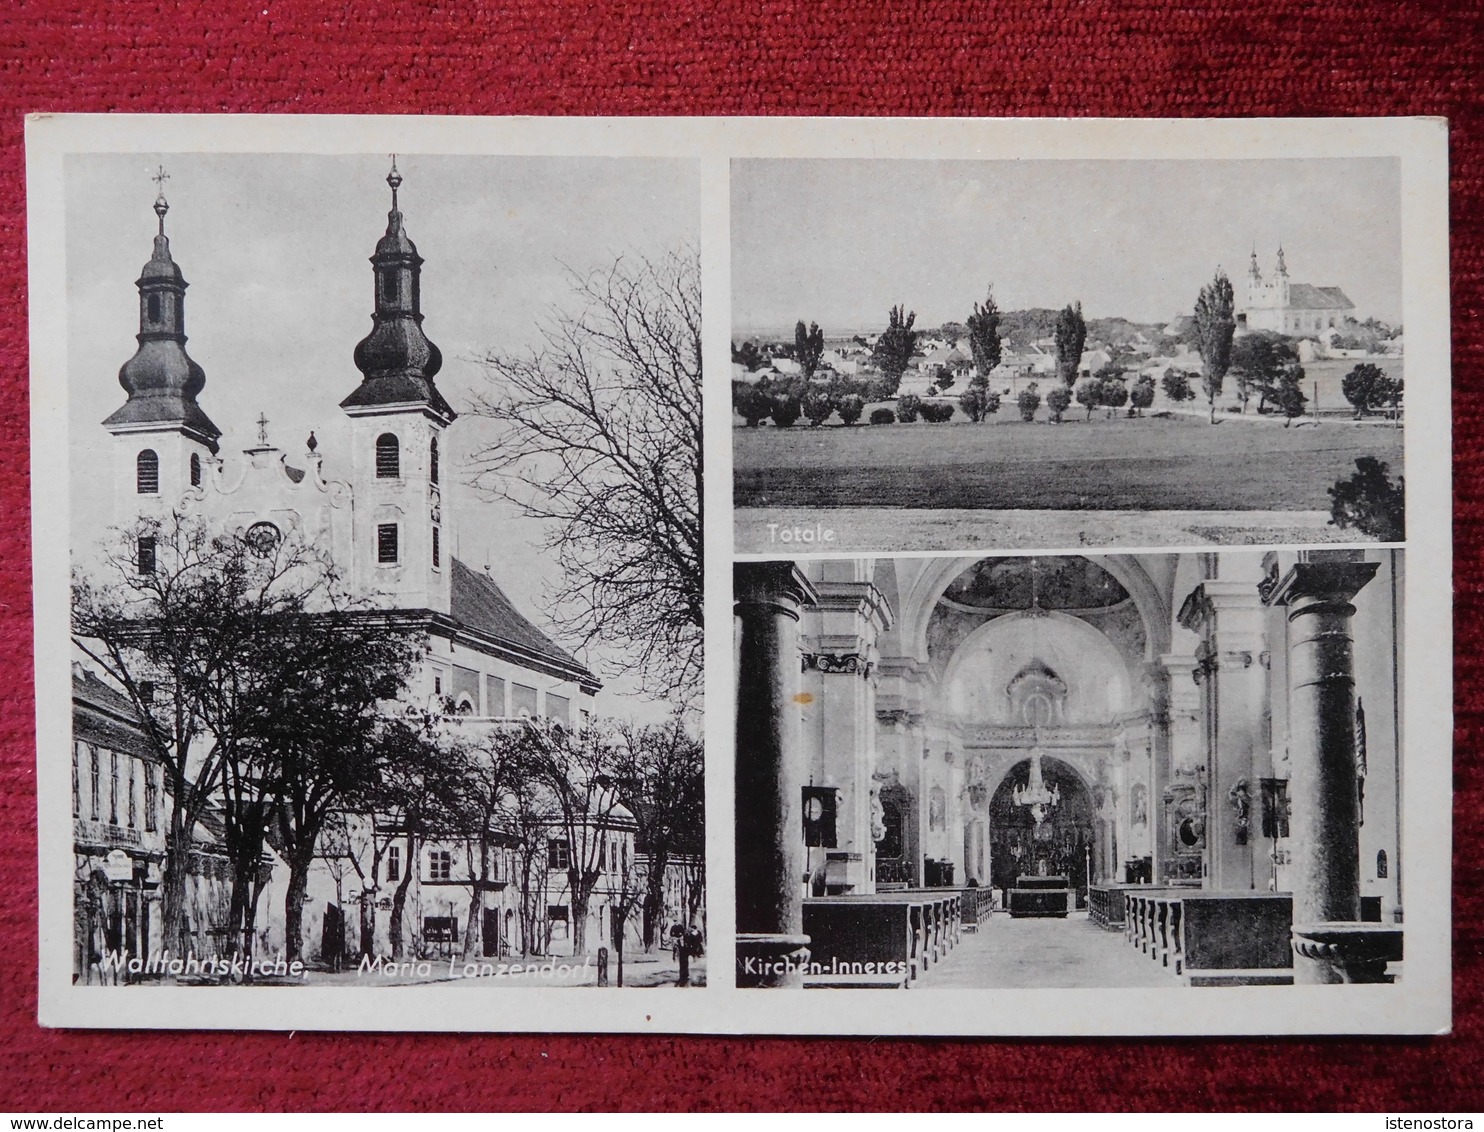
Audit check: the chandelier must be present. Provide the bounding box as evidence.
[1014,741,1060,827]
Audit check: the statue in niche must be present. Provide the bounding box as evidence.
[1131,782,1148,827]
[1228,777,1251,846]
[869,783,886,843]
[928,786,946,832]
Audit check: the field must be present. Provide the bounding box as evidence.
[733,413,1404,513]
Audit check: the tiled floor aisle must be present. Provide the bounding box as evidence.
[915,911,1183,988]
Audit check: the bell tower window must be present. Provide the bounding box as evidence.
[376,433,400,479]
[147,293,161,322]
[430,435,439,485]
[432,526,440,568]
[383,271,399,303]
[377,523,399,564]
[136,449,159,494]
[189,452,202,487]
[137,536,157,575]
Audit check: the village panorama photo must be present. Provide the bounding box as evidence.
[59,151,704,992]
[731,157,1407,554]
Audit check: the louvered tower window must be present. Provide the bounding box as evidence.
[136,449,159,494]
[376,433,400,478]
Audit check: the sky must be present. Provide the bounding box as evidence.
[65,152,698,724]
[731,157,1402,334]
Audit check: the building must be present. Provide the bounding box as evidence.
[735,549,1403,987]
[72,163,694,973]
[1240,247,1355,335]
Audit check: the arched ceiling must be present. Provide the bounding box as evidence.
[941,556,1130,613]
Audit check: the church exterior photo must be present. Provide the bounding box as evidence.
[67,159,703,987]
[735,548,1404,989]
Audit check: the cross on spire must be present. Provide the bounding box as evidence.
[387,154,401,213]
[152,165,171,235]
[257,412,270,446]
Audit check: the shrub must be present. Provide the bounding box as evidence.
[1099,377,1129,417]
[869,407,896,425]
[921,400,955,423]
[1341,363,1402,419]
[802,389,835,427]
[1271,371,1308,426]
[732,382,772,427]
[1017,383,1042,422]
[837,393,865,426]
[1161,368,1197,404]
[1129,375,1156,416]
[1045,384,1072,423]
[1073,378,1099,420]
[896,393,923,423]
[769,393,802,428]
[1328,456,1404,540]
[959,383,1001,423]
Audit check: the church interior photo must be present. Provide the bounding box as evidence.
[734,548,1404,989]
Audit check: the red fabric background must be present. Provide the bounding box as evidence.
[0,0,1480,1112]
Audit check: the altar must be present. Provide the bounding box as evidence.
[1008,874,1073,918]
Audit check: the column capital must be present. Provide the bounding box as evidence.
[734,561,819,621]
[1262,561,1380,610]
[815,579,894,633]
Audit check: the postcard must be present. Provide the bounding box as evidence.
[28,114,1449,1034]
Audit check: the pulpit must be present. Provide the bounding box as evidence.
[1008,874,1073,918]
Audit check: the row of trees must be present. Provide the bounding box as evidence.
[742,276,1399,431]
[74,517,704,975]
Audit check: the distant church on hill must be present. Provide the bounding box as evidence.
[1239,246,1355,335]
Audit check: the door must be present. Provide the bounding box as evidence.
[483,908,500,957]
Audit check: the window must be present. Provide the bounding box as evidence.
[144,764,158,833]
[430,435,439,485]
[512,683,538,719]
[548,838,570,871]
[432,526,440,568]
[109,750,119,826]
[136,450,159,494]
[428,849,452,881]
[89,747,99,820]
[147,293,161,322]
[71,743,81,817]
[377,523,399,564]
[189,452,202,487]
[137,536,156,576]
[383,271,399,303]
[127,758,137,828]
[546,693,570,728]
[386,845,401,883]
[375,433,400,478]
[433,675,442,697]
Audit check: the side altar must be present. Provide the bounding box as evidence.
[1008,874,1073,918]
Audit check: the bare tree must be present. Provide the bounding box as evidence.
[72,515,336,959]
[469,246,701,703]
[612,716,704,952]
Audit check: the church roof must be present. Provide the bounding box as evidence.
[449,558,598,691]
[1287,283,1354,311]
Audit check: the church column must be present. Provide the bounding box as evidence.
[734,561,818,988]
[1263,559,1395,983]
[1178,582,1266,891]
[1158,655,1200,883]
[805,577,892,895]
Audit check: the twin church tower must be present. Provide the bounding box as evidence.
[98,162,598,717]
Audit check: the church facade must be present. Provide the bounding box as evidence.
[70,165,678,975]
[735,548,1403,987]
[1239,247,1356,335]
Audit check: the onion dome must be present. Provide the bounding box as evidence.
[101,174,222,453]
[342,160,455,423]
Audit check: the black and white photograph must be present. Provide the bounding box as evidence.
[734,548,1405,990]
[732,158,1409,554]
[56,149,704,993]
